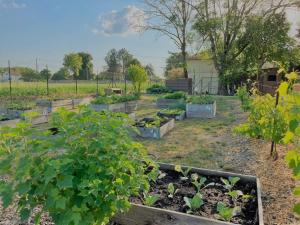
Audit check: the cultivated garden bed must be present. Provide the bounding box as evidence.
[113,163,263,225]
[186,95,216,118]
[36,98,74,112]
[156,92,186,108]
[135,117,175,139]
[157,108,186,121]
[90,94,139,113]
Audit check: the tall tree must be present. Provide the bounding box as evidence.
[165,52,184,77]
[40,68,52,81]
[78,52,93,80]
[143,0,194,78]
[20,68,40,82]
[51,67,70,80]
[145,64,155,80]
[63,53,82,94]
[192,0,298,93]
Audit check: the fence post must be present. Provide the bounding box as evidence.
[270,91,280,160]
[8,60,12,104]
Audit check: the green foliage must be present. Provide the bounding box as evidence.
[142,193,160,206]
[184,193,203,213]
[167,183,179,199]
[146,84,171,94]
[63,53,83,78]
[40,68,52,81]
[220,177,240,191]
[192,175,207,193]
[161,91,186,100]
[0,107,154,225]
[127,64,148,94]
[20,68,40,82]
[78,52,93,80]
[91,94,140,105]
[136,116,168,128]
[188,95,214,104]
[175,165,191,181]
[236,86,251,112]
[52,67,70,80]
[217,202,235,221]
[165,53,184,77]
[6,101,35,110]
[159,108,185,116]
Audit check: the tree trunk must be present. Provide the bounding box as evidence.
[182,46,188,79]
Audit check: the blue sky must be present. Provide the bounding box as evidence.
[0,0,299,77]
[0,0,175,76]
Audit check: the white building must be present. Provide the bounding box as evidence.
[187,57,219,94]
[1,72,21,81]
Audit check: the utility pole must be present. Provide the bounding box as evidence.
[8,60,12,104]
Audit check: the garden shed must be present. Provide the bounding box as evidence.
[258,62,282,95]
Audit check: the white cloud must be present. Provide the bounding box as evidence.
[0,0,26,9]
[94,5,146,36]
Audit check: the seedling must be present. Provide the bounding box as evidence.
[192,176,207,193]
[217,202,236,221]
[175,165,191,181]
[220,177,240,191]
[143,193,160,206]
[167,183,179,199]
[184,193,203,213]
[148,168,159,183]
[228,190,243,200]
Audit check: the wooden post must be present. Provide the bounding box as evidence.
[8,60,12,104]
[270,91,280,160]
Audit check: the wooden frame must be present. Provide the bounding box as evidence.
[113,163,263,225]
[186,101,216,118]
[136,119,175,139]
[157,111,186,121]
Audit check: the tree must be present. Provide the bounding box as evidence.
[63,53,83,94]
[40,68,52,81]
[78,52,93,80]
[52,67,70,80]
[143,0,194,78]
[127,64,148,93]
[165,52,184,77]
[145,64,155,79]
[192,0,298,93]
[20,68,40,82]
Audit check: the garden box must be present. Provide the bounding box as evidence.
[73,97,93,107]
[36,99,74,113]
[157,111,186,121]
[125,100,138,113]
[136,118,175,139]
[113,163,263,225]
[90,103,126,112]
[186,101,216,118]
[156,99,183,109]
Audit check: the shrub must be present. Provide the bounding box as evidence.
[236,86,251,112]
[91,94,140,105]
[0,107,154,225]
[127,65,148,94]
[161,91,187,100]
[188,95,214,104]
[146,84,171,94]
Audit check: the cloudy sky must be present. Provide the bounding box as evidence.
[0,0,299,76]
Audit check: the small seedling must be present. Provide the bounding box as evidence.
[184,193,203,213]
[175,165,191,181]
[192,176,207,193]
[217,202,235,221]
[167,183,179,198]
[228,190,243,199]
[148,168,159,183]
[220,176,240,191]
[143,193,160,206]
[158,170,167,179]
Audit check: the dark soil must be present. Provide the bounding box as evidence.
[131,169,258,225]
[0,117,9,121]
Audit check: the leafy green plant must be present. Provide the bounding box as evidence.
[217,202,236,221]
[127,64,148,94]
[136,116,168,128]
[146,84,172,94]
[167,183,179,199]
[184,193,203,213]
[143,193,160,206]
[160,91,187,100]
[175,165,191,181]
[220,177,240,191]
[188,95,214,104]
[236,86,251,112]
[91,94,140,105]
[192,176,207,193]
[159,108,185,116]
[0,107,154,225]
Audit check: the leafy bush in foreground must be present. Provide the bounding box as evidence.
[91,94,140,105]
[0,107,154,225]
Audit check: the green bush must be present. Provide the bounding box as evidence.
[0,107,154,225]
[127,65,148,94]
[161,91,187,100]
[236,86,251,111]
[188,95,214,104]
[91,94,140,105]
[146,84,171,94]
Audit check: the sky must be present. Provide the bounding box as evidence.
[0,0,299,77]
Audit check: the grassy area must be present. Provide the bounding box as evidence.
[136,95,240,170]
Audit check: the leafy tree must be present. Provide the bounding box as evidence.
[105,49,121,73]
[20,68,40,81]
[127,64,148,93]
[39,68,52,81]
[143,0,194,78]
[63,53,83,94]
[145,64,155,80]
[78,52,93,80]
[165,52,184,78]
[52,67,70,80]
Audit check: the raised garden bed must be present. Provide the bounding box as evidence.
[73,97,93,107]
[36,99,74,112]
[135,117,175,139]
[156,92,187,109]
[113,163,263,225]
[186,96,216,118]
[157,108,186,121]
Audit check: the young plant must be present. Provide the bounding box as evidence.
[143,193,160,206]
[217,202,238,221]
[192,175,207,193]
[167,183,179,199]
[220,177,240,191]
[184,193,204,213]
[175,165,191,181]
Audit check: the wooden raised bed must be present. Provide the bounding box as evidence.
[73,97,93,107]
[36,99,74,113]
[186,101,216,118]
[157,111,186,121]
[91,101,138,113]
[135,118,175,139]
[125,101,138,113]
[156,99,184,109]
[113,163,263,225]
